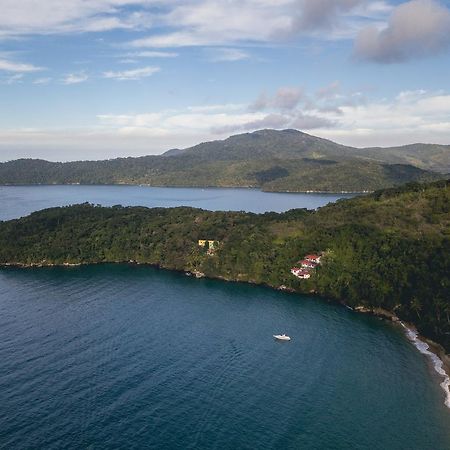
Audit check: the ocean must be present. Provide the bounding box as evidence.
[0,265,449,449]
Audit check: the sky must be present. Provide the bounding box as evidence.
[0,0,450,161]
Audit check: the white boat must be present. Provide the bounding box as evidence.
[273,334,291,341]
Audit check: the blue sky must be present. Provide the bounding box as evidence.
[0,0,450,161]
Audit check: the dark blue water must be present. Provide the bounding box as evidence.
[0,185,354,220]
[1,265,449,449]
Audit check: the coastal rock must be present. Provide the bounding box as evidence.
[193,271,205,278]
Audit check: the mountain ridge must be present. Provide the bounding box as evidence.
[0,129,448,192]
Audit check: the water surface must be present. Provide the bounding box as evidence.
[0,265,449,449]
[0,185,354,220]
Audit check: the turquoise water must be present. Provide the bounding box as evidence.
[0,265,449,449]
[0,185,354,220]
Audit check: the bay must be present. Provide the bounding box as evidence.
[1,186,449,448]
[0,185,355,220]
[0,265,449,449]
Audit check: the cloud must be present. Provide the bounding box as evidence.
[0,0,392,54]
[0,59,43,72]
[293,0,363,31]
[208,48,250,62]
[1,73,24,85]
[290,113,335,129]
[128,1,294,48]
[316,89,450,146]
[124,51,178,58]
[354,0,450,63]
[0,0,158,36]
[2,89,450,160]
[250,87,304,112]
[33,77,52,85]
[63,72,88,84]
[211,114,290,134]
[273,87,304,110]
[316,81,341,99]
[249,93,270,112]
[102,66,160,80]
[127,0,382,49]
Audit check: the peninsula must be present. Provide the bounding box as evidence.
[0,179,448,355]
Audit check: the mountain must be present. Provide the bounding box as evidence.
[357,143,450,173]
[0,129,448,192]
[1,179,448,350]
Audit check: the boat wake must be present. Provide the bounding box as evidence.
[401,323,450,409]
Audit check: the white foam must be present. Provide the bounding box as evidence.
[400,322,450,409]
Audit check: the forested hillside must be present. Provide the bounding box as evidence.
[0,129,446,192]
[0,179,449,351]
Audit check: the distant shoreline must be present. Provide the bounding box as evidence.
[2,260,449,408]
[0,183,368,194]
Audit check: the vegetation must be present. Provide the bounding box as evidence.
[0,129,446,192]
[0,179,449,351]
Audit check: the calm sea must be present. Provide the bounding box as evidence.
[0,186,449,449]
[0,185,354,221]
[0,265,449,449]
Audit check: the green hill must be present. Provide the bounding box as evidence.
[361,143,450,173]
[0,129,447,192]
[0,179,449,350]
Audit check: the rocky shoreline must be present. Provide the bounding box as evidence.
[349,304,450,408]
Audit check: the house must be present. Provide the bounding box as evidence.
[198,239,216,249]
[291,267,311,279]
[304,254,321,264]
[299,259,317,269]
[199,239,219,256]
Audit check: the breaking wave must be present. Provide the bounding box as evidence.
[401,323,450,409]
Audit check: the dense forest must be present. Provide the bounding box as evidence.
[0,179,449,351]
[0,129,446,192]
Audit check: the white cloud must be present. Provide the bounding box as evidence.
[33,77,52,85]
[290,113,335,129]
[1,73,24,85]
[124,51,179,58]
[0,59,43,72]
[1,87,449,161]
[94,88,450,148]
[0,0,160,36]
[0,0,398,60]
[127,0,391,49]
[187,104,244,113]
[316,81,341,99]
[250,86,304,111]
[316,89,450,146]
[208,48,250,62]
[273,87,304,110]
[102,66,160,80]
[63,72,89,84]
[354,0,450,62]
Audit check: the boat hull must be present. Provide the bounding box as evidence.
[273,335,291,341]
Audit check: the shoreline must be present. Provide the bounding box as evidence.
[401,324,450,408]
[1,259,449,408]
[344,304,450,409]
[0,183,369,195]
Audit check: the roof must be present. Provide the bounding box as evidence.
[300,259,316,265]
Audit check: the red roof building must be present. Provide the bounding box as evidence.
[299,259,317,268]
[304,254,321,263]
